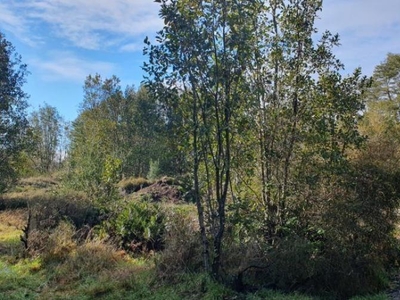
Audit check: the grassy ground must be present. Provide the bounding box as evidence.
[0,177,392,299]
[0,208,293,299]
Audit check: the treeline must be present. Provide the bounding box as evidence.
[65,74,184,198]
[2,74,184,192]
[1,0,400,297]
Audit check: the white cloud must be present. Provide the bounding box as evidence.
[0,3,23,30]
[0,3,39,46]
[30,51,116,82]
[2,0,399,77]
[0,0,162,50]
[319,0,400,36]
[29,0,162,50]
[317,0,400,75]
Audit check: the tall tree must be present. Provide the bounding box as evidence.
[30,103,63,173]
[122,85,166,177]
[145,0,368,279]
[145,0,262,277]
[368,53,400,103]
[67,74,124,197]
[0,32,30,192]
[254,0,367,239]
[361,53,400,170]
[67,74,175,200]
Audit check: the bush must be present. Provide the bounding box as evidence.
[40,192,98,228]
[147,159,160,180]
[316,163,400,297]
[258,162,400,298]
[228,156,400,298]
[111,201,165,252]
[156,205,202,279]
[21,191,101,256]
[52,240,123,284]
[41,221,77,264]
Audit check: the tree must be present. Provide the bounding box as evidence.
[67,74,177,201]
[145,0,369,282]
[360,53,400,171]
[145,0,263,277]
[67,74,123,198]
[0,32,30,192]
[30,103,63,174]
[368,53,400,103]
[123,85,167,177]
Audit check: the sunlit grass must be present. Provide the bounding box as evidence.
[0,209,26,259]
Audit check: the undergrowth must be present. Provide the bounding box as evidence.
[0,177,395,299]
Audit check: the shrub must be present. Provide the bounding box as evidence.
[147,159,160,180]
[112,201,165,252]
[53,240,123,283]
[21,191,101,256]
[228,157,400,298]
[258,163,400,298]
[41,221,77,264]
[156,205,202,279]
[315,164,400,297]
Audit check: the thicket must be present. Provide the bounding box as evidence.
[0,32,30,193]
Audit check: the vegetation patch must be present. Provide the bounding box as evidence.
[118,177,152,194]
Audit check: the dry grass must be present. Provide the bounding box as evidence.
[0,208,27,228]
[118,177,153,194]
[0,209,27,257]
[0,176,61,209]
[19,176,58,188]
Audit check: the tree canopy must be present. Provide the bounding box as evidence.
[0,32,30,192]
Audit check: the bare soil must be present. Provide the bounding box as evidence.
[136,178,185,203]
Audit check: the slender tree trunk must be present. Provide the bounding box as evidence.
[192,88,210,273]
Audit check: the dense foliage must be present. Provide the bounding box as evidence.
[29,103,64,174]
[66,75,184,200]
[142,0,400,297]
[0,32,30,192]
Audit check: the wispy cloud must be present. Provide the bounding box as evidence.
[30,51,116,82]
[0,2,40,46]
[120,42,144,53]
[2,0,399,77]
[319,0,400,36]
[0,0,162,50]
[317,0,400,75]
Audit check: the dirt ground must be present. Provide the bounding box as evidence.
[136,178,186,203]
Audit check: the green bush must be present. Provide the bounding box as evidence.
[257,162,400,298]
[147,159,161,180]
[112,201,165,252]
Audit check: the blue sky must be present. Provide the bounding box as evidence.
[0,0,399,122]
